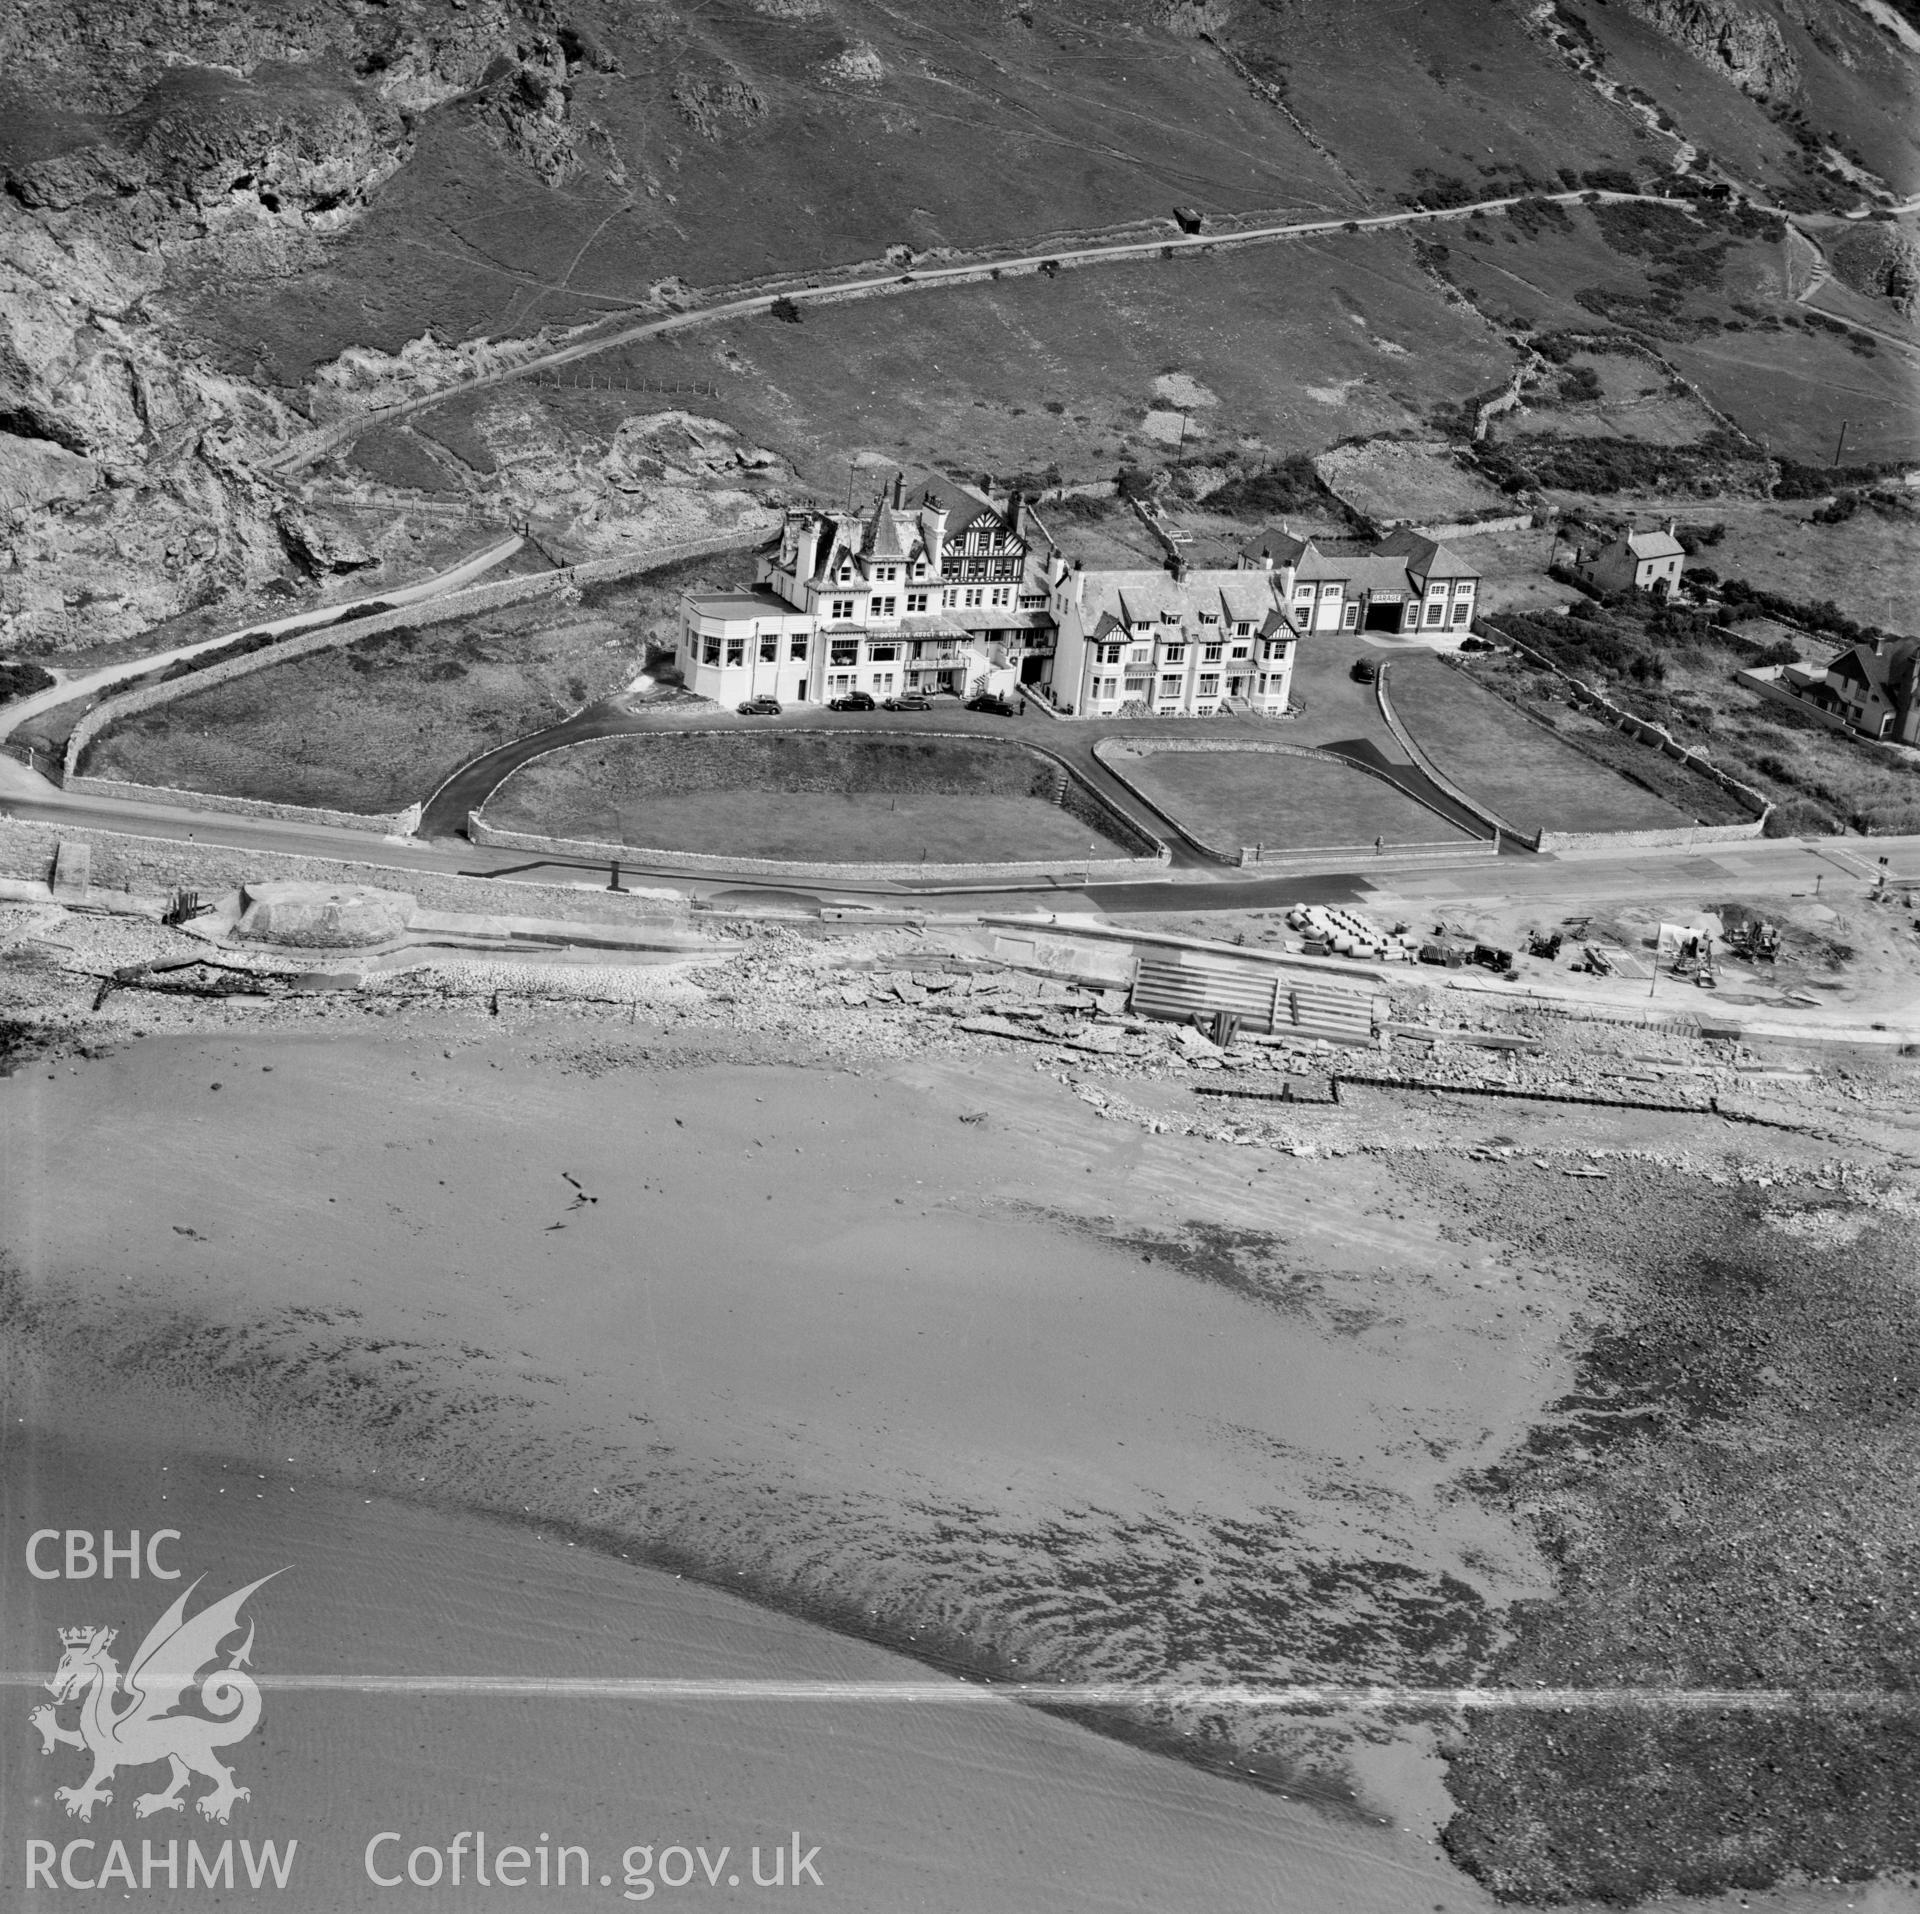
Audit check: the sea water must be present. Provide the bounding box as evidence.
[0,1423,1473,1912]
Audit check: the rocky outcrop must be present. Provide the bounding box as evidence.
[1828,221,1920,318]
[0,0,615,651]
[1624,0,1800,100]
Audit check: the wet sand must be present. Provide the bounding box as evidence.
[0,1422,1478,1913]
[7,1016,1908,1911]
[4,1022,1566,1810]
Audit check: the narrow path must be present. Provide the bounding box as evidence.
[266,189,1695,476]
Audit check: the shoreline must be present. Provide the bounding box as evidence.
[5,901,1918,1906]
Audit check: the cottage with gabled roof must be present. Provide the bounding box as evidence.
[1573,520,1687,596]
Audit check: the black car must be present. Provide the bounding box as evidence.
[737,694,783,715]
[882,692,933,712]
[965,692,1017,716]
[1349,656,1378,684]
[827,691,876,711]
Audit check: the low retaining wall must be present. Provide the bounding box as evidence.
[1536,820,1770,853]
[468,815,1168,885]
[1093,733,1488,866]
[64,530,771,835]
[58,773,420,836]
[1237,840,1495,871]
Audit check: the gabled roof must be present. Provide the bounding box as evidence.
[913,472,998,534]
[1829,637,1920,697]
[1372,526,1481,580]
[1072,567,1287,633]
[865,504,909,563]
[1237,526,1309,569]
[1295,551,1412,593]
[1623,528,1686,561]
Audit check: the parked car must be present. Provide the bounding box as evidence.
[965,692,1017,716]
[882,692,933,712]
[1349,657,1378,684]
[827,691,876,711]
[737,694,783,715]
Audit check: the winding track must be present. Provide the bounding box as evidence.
[266,189,1701,477]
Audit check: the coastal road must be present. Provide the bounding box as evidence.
[6,750,1912,924]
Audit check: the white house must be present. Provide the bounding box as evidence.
[679,473,1045,705]
[1047,559,1297,718]
[1572,521,1686,596]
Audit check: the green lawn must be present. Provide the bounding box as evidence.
[78,559,721,813]
[1121,749,1472,852]
[486,733,1135,862]
[1387,653,1692,833]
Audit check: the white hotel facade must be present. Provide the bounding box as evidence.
[679,474,1481,718]
[678,475,1047,706]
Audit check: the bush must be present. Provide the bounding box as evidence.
[0,660,56,702]
[768,296,803,324]
[1204,454,1355,524]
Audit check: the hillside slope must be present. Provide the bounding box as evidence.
[1,0,1914,651]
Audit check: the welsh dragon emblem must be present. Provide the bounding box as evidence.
[30,1572,283,1824]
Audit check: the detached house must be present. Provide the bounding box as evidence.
[1773,636,1920,745]
[1236,526,1480,633]
[1572,521,1687,596]
[678,474,1048,706]
[1048,559,1297,718]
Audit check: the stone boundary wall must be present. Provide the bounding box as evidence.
[1371,663,1535,848]
[1407,512,1536,541]
[64,531,770,833]
[474,726,1168,880]
[1536,820,1773,853]
[1480,623,1772,834]
[56,774,421,836]
[1093,734,1486,866]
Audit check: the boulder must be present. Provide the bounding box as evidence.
[235,880,415,948]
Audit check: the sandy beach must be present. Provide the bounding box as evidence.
[4,901,1917,1910]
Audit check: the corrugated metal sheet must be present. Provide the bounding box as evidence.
[1131,953,1377,1045]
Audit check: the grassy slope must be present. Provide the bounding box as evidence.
[188,0,1356,382]
[80,562,712,812]
[550,233,1513,487]
[1387,652,1695,834]
[1120,752,1474,852]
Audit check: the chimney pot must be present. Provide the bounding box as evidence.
[891,471,904,509]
